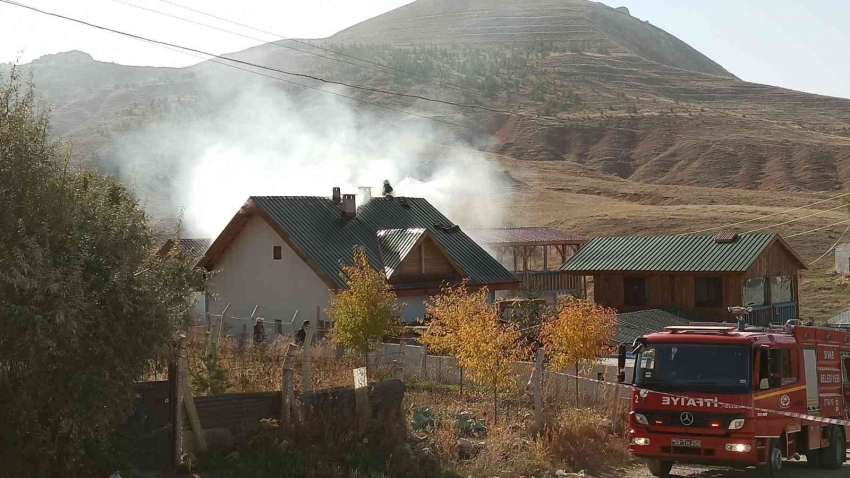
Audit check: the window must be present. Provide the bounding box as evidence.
[759,348,797,388]
[770,276,793,304]
[743,277,765,306]
[694,277,723,308]
[273,246,282,260]
[624,276,647,306]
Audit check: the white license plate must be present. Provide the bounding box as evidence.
[672,438,702,448]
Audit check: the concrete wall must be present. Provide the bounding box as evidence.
[207,216,331,337]
[836,244,850,277]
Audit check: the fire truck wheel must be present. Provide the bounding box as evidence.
[646,459,673,477]
[820,425,846,470]
[763,439,782,478]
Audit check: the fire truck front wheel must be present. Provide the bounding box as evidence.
[646,459,673,477]
[763,439,783,478]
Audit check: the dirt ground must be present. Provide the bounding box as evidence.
[616,460,850,478]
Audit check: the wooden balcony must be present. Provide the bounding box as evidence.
[516,270,586,295]
[746,302,798,327]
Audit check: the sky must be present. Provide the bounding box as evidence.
[0,0,848,99]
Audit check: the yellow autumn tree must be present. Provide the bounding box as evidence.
[423,282,527,423]
[540,296,617,401]
[328,247,402,359]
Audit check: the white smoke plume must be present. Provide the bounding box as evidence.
[110,82,507,239]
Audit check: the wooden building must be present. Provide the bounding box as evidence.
[561,233,807,325]
[467,227,589,298]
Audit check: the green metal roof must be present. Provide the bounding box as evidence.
[377,228,426,279]
[614,309,691,345]
[251,196,518,289]
[561,233,784,273]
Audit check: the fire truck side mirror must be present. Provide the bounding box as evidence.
[617,344,627,383]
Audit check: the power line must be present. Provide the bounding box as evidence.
[153,0,473,92]
[107,0,472,93]
[0,0,500,138]
[807,223,850,266]
[686,191,850,235]
[0,0,531,120]
[786,218,850,239]
[742,202,849,234]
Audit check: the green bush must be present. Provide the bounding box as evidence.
[0,67,208,477]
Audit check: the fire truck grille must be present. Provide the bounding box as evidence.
[638,410,744,429]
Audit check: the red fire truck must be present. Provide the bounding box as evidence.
[618,314,850,477]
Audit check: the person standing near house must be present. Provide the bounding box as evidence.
[295,320,310,345]
[253,318,266,345]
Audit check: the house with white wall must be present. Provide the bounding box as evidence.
[197,189,519,338]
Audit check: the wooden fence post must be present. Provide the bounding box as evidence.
[280,343,295,428]
[353,367,370,435]
[395,339,407,380]
[177,337,206,453]
[302,325,314,393]
[216,302,230,343]
[169,353,181,469]
[610,380,622,433]
[533,347,545,436]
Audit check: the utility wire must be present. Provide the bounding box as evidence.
[153,0,474,92]
[807,223,850,266]
[785,218,850,239]
[108,0,472,93]
[742,202,849,234]
[686,191,850,235]
[2,0,544,124]
[0,0,498,138]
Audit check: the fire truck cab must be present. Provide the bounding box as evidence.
[621,319,850,477]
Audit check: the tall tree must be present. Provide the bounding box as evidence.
[541,297,617,401]
[328,246,402,359]
[0,68,207,477]
[424,282,526,424]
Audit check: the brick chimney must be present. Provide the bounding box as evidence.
[332,187,341,204]
[342,194,356,218]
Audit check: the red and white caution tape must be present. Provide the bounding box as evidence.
[549,370,850,427]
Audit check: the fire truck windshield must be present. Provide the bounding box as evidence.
[635,344,752,394]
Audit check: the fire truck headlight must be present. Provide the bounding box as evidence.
[631,437,651,446]
[725,443,752,453]
[728,419,745,430]
[634,413,649,425]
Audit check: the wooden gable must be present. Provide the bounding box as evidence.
[390,236,463,284]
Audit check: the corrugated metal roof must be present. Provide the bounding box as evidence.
[828,309,850,326]
[377,228,426,279]
[158,238,210,258]
[467,227,588,245]
[252,196,518,289]
[561,233,780,273]
[614,309,691,345]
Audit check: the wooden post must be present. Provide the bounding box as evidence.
[302,324,314,393]
[169,353,180,469]
[420,344,428,379]
[533,347,544,436]
[176,336,206,452]
[610,381,622,433]
[353,367,370,435]
[280,343,295,428]
[395,339,407,380]
[216,302,230,342]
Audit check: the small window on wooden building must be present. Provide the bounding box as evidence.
[770,276,793,304]
[695,277,722,308]
[623,276,647,306]
[273,245,282,260]
[743,277,765,306]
